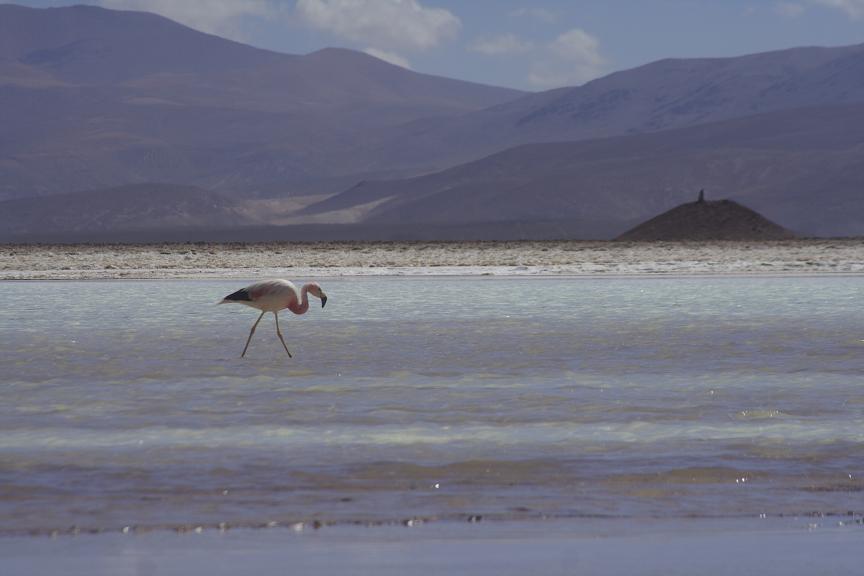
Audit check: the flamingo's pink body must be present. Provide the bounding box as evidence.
[220,279,327,358]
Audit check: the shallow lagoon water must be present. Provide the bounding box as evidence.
[1,276,863,534]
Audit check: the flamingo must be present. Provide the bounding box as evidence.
[219,279,327,358]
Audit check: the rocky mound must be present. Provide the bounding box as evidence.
[616,197,795,241]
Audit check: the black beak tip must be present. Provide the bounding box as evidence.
[321,296,328,308]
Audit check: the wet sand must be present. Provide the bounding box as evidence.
[2,239,863,279]
[2,518,861,576]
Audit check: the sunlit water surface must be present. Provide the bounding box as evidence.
[1,277,862,534]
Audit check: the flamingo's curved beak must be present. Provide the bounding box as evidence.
[321,294,328,308]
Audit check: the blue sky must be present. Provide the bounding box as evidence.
[14,0,864,90]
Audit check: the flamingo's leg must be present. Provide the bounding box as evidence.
[241,311,266,358]
[274,312,292,358]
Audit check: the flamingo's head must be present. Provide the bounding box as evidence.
[307,282,328,308]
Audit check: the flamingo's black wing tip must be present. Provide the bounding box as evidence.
[223,288,252,302]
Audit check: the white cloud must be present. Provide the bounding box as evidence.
[812,0,864,18]
[550,28,604,63]
[528,28,607,89]
[363,47,412,68]
[508,7,557,24]
[295,0,460,51]
[99,0,277,40]
[470,33,533,56]
[775,2,806,17]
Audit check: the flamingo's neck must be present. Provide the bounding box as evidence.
[288,284,310,315]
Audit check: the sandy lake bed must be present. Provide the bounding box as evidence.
[2,239,863,280]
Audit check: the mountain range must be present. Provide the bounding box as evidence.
[0,3,521,199]
[1,3,863,241]
[306,102,864,238]
[363,42,864,173]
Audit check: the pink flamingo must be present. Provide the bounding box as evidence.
[219,279,327,358]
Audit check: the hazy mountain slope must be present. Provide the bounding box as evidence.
[0,4,523,200]
[367,43,864,173]
[0,5,519,109]
[306,103,864,238]
[0,3,283,83]
[0,183,249,235]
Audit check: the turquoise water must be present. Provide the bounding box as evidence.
[1,277,862,534]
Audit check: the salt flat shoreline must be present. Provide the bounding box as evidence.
[2,518,861,576]
[2,239,863,280]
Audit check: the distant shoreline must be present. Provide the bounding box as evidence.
[2,239,863,280]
